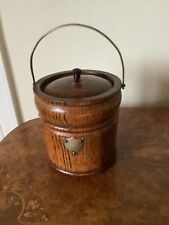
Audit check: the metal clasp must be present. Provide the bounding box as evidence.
[63,137,84,155]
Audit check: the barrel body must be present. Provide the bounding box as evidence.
[34,90,121,176]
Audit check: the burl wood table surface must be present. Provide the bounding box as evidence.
[0,108,169,225]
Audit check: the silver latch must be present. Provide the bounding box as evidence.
[63,137,84,155]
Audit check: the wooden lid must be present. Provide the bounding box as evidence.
[44,69,112,99]
[34,69,121,103]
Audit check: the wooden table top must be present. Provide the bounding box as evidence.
[0,108,169,225]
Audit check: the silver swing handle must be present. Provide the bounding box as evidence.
[30,23,126,89]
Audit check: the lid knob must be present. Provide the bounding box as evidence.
[73,68,81,82]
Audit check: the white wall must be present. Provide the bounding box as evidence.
[0,0,169,122]
[0,51,18,139]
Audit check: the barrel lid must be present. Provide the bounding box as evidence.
[34,69,121,103]
[44,69,113,98]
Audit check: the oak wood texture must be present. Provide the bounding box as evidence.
[0,108,169,225]
[34,69,122,175]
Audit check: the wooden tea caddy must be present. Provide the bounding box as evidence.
[30,23,125,176]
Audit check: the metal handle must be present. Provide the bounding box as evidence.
[30,23,126,89]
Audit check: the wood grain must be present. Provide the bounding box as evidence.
[0,108,169,224]
[34,69,122,175]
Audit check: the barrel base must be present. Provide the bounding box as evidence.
[49,157,116,176]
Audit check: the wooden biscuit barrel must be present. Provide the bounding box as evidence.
[30,23,125,176]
